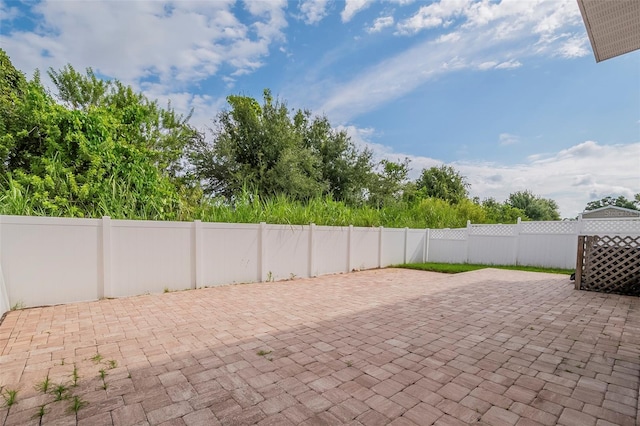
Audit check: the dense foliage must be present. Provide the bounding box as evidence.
[1,50,558,227]
[585,195,639,211]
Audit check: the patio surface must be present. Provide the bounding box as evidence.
[0,268,639,425]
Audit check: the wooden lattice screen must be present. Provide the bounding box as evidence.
[575,235,640,296]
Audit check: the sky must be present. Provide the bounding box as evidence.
[1,0,638,218]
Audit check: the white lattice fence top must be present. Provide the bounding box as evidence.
[521,221,577,234]
[430,229,466,240]
[582,219,640,235]
[468,224,516,236]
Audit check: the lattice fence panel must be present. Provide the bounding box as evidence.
[430,229,466,240]
[468,224,516,236]
[576,235,640,296]
[521,221,577,235]
[582,219,640,235]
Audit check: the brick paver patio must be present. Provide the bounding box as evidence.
[0,268,638,425]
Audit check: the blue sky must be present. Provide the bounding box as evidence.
[1,0,638,218]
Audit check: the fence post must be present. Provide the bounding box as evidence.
[259,222,267,282]
[379,226,384,268]
[309,223,316,278]
[101,216,112,299]
[514,217,522,266]
[465,220,471,263]
[575,236,584,290]
[348,225,353,272]
[193,220,202,289]
[424,228,430,263]
[404,227,409,264]
[0,216,10,314]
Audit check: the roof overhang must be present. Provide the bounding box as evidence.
[577,0,640,62]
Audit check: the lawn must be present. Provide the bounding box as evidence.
[396,262,573,275]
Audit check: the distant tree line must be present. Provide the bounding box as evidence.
[1,49,566,226]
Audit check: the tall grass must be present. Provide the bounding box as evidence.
[0,182,513,229]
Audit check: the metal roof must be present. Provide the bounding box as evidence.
[577,0,640,62]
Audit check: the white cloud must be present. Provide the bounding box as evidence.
[396,0,471,35]
[0,1,20,22]
[556,34,590,58]
[499,133,519,146]
[298,0,330,24]
[367,16,395,34]
[341,0,370,23]
[341,127,639,218]
[477,61,498,70]
[495,59,522,69]
[458,141,640,218]
[0,0,288,92]
[318,0,587,123]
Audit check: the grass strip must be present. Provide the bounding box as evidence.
[396,262,573,275]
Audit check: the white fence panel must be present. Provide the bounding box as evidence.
[0,216,101,307]
[467,224,517,265]
[264,225,310,281]
[517,234,577,269]
[314,226,349,276]
[201,223,260,286]
[110,220,193,297]
[406,230,426,263]
[351,227,380,270]
[427,229,467,263]
[468,236,517,265]
[382,228,405,266]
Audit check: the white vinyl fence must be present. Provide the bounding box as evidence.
[0,215,638,317]
[0,216,427,315]
[429,217,640,268]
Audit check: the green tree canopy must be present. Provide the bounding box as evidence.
[415,165,469,204]
[506,190,560,221]
[0,49,199,219]
[189,89,374,204]
[585,195,639,211]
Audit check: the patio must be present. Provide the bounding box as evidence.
[0,268,638,425]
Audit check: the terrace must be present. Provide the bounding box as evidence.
[1,268,638,425]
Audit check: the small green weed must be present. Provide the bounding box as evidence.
[67,395,88,414]
[346,360,353,367]
[52,383,69,401]
[10,301,24,310]
[91,353,103,363]
[35,375,51,393]
[108,360,117,369]
[2,388,18,407]
[256,350,272,357]
[99,369,108,390]
[33,404,46,421]
[71,365,80,387]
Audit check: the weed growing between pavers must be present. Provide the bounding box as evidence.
[1,353,122,425]
[1,387,18,426]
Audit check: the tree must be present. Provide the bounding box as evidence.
[368,158,410,208]
[189,89,375,204]
[506,190,560,221]
[0,50,199,219]
[294,110,373,205]
[48,65,199,181]
[480,197,525,223]
[415,165,469,204]
[585,195,639,211]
